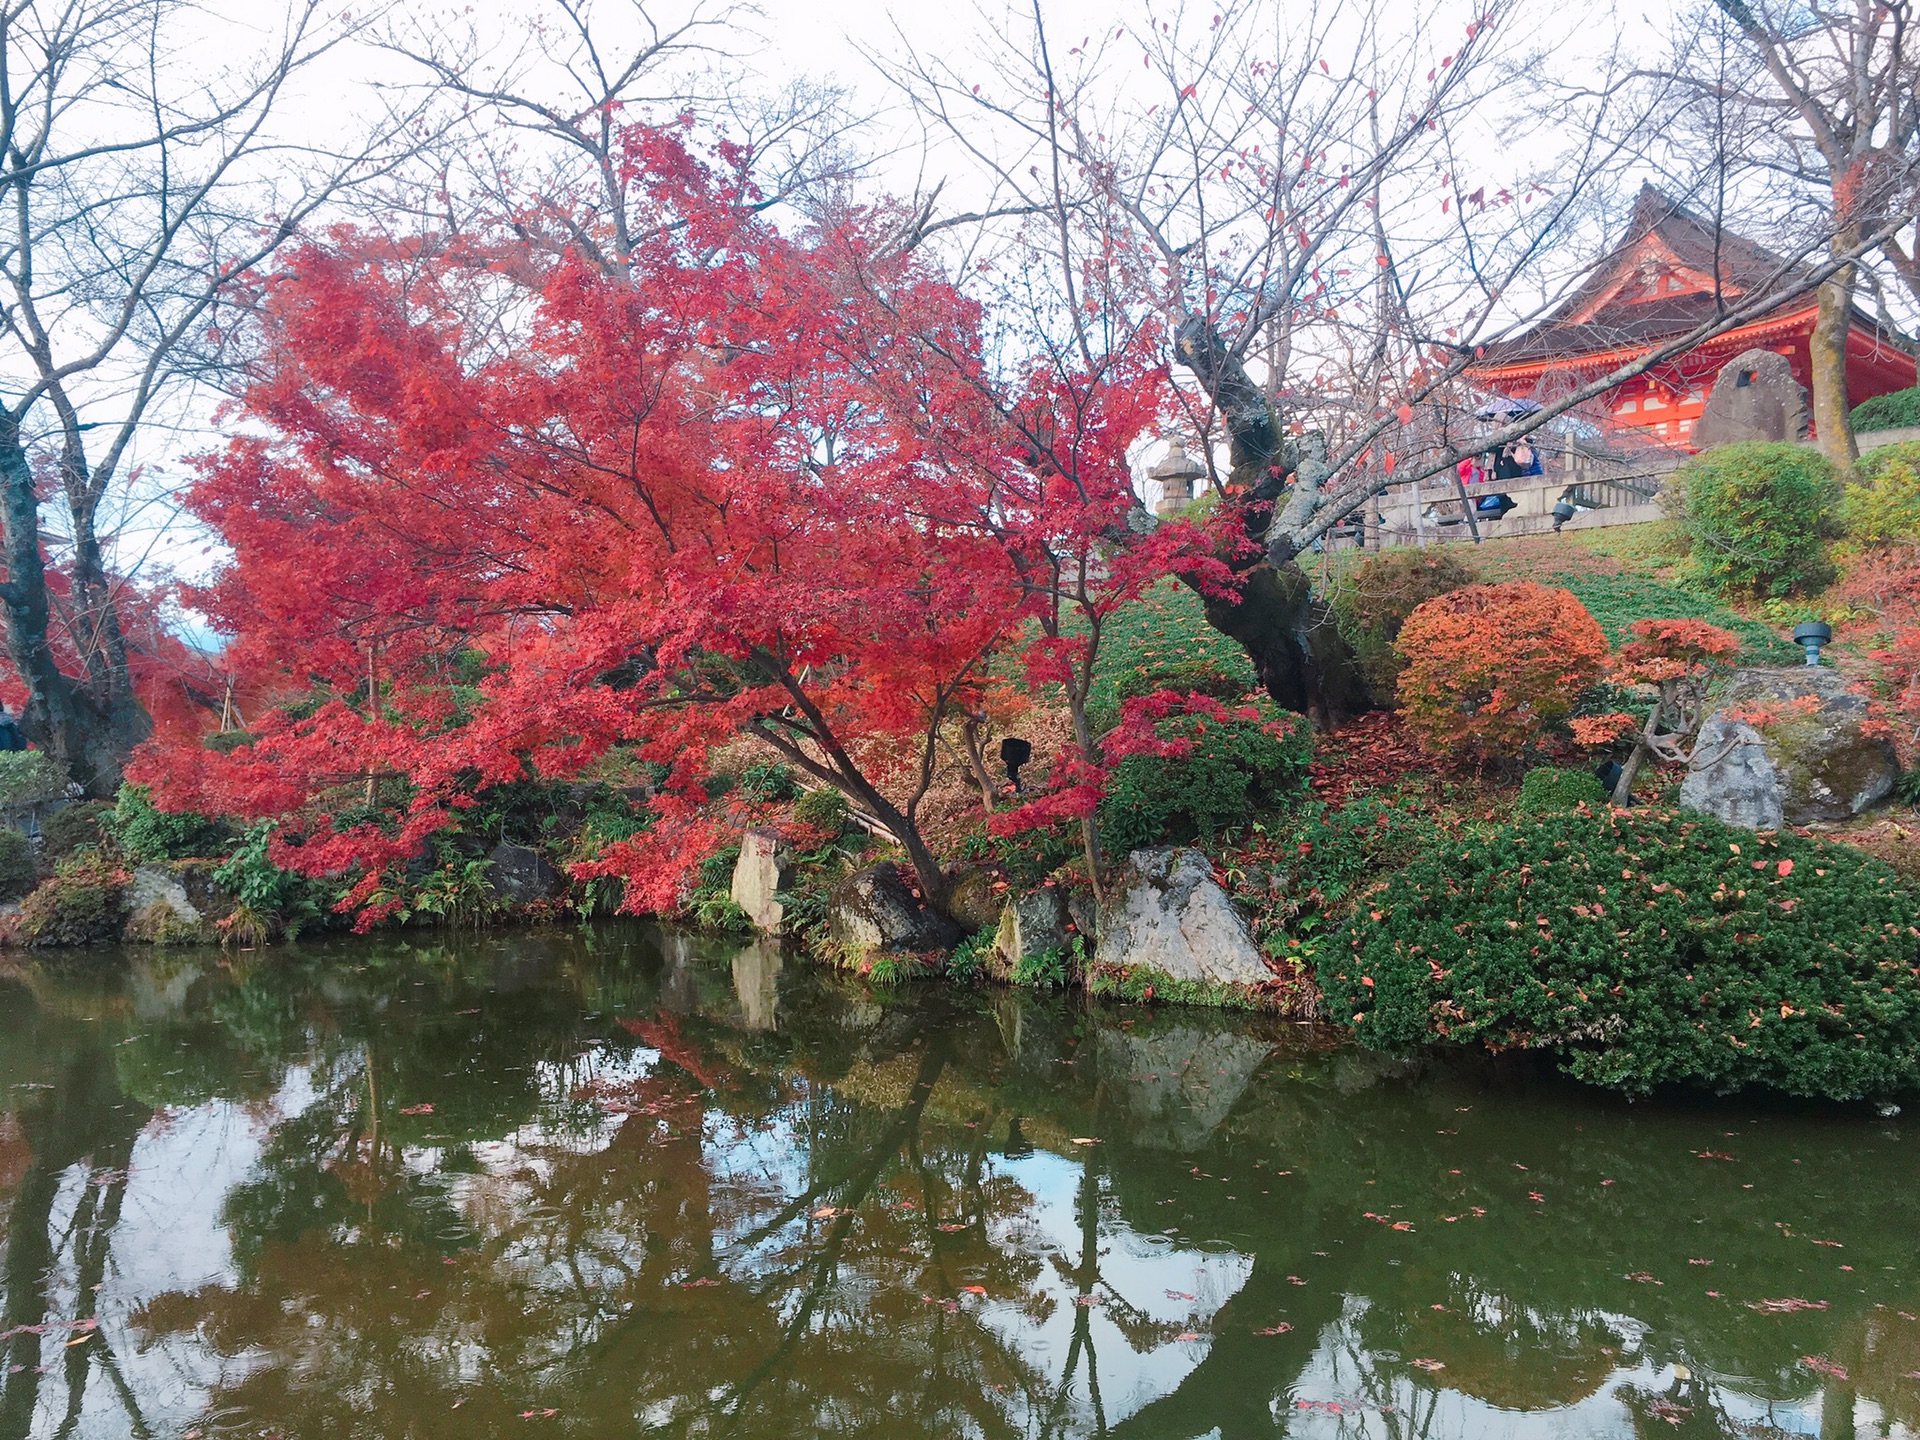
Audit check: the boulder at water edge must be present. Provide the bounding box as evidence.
[1094,847,1272,994]
[730,827,793,933]
[827,862,962,956]
[123,864,212,944]
[486,843,562,905]
[1680,667,1897,829]
[992,885,1070,976]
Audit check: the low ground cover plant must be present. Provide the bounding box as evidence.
[1321,806,1920,1100]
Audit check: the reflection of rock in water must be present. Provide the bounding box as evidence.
[658,931,706,1014]
[730,938,782,1031]
[128,952,205,1022]
[1098,1021,1274,1150]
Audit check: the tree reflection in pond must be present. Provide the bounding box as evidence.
[0,926,1917,1437]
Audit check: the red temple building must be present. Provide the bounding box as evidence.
[1471,185,1916,450]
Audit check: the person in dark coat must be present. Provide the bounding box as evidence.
[0,707,25,753]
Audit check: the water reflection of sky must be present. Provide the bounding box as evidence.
[8,937,1920,1439]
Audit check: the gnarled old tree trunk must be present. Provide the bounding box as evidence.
[1172,318,1372,728]
[0,411,149,797]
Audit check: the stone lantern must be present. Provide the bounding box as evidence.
[1149,437,1208,515]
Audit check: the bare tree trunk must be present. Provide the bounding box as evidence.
[0,413,144,795]
[1809,249,1859,465]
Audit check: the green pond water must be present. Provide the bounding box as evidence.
[1,925,1917,1439]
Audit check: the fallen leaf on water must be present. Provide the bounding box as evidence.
[962,1285,987,1295]
[1391,1221,1413,1231]
[1800,1355,1849,1379]
[399,1103,434,1115]
[1287,1275,1306,1285]
[1166,1290,1195,1300]
[1254,1323,1293,1334]
[811,1207,842,1219]
[1411,1358,1445,1371]
[1070,1138,1100,1146]
[1527,1191,1545,1203]
[1072,1294,1099,1307]
[1175,1331,1201,1341]
[1749,1297,1829,1313]
[1693,1150,1735,1160]
[936,1222,967,1232]
[1811,1239,1843,1247]
[1625,1271,1663,1285]
[1688,1258,1712,1265]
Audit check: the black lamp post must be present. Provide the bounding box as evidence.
[1550,499,1576,533]
[1792,621,1832,667]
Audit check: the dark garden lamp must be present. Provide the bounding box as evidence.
[1792,621,1832,667]
[1550,499,1577,532]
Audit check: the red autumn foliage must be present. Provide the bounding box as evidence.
[128,120,1200,924]
[1394,581,1609,762]
[1836,551,1920,761]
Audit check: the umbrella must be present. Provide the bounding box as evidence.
[1475,395,1542,422]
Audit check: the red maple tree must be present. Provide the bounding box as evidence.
[131,122,1189,923]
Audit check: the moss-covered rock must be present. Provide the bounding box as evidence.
[1680,667,1898,828]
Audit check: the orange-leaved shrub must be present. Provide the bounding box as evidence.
[1394,581,1609,761]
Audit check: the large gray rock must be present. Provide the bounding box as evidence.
[486,843,561,905]
[1691,348,1808,449]
[1094,847,1271,991]
[828,863,962,955]
[729,827,793,933]
[993,885,1070,974]
[1681,667,1898,829]
[130,864,202,926]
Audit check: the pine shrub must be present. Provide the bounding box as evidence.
[1668,442,1841,598]
[1321,807,1920,1100]
[1333,549,1478,696]
[38,801,109,860]
[1097,703,1311,854]
[1516,766,1608,814]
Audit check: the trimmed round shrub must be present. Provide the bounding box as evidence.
[1852,385,1920,434]
[1841,441,1920,548]
[1516,766,1608,814]
[19,851,129,946]
[792,786,851,835]
[1669,442,1840,598]
[0,828,34,901]
[1334,549,1478,697]
[1394,582,1610,763]
[1320,807,1920,1100]
[38,801,109,860]
[1097,702,1311,854]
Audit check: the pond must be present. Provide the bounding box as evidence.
[1,925,1917,1439]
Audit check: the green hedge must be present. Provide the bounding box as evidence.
[1098,703,1311,855]
[1321,807,1920,1100]
[1853,385,1920,434]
